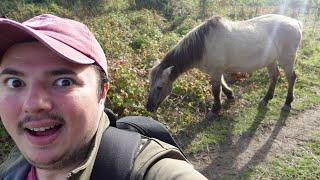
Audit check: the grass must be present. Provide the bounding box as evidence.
[0,0,319,178]
[243,134,320,179]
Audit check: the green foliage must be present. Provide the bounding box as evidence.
[175,18,200,35]
[132,0,170,10]
[300,27,320,61]
[0,1,72,21]
[0,122,13,163]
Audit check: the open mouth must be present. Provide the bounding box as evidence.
[22,118,65,146]
[25,124,63,136]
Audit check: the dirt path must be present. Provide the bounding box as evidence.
[188,106,320,179]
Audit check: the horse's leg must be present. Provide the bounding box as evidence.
[282,62,297,111]
[206,73,222,120]
[260,62,280,107]
[221,75,234,100]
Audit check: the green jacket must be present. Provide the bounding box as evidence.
[0,113,207,180]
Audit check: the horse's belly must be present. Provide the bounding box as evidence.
[226,43,278,72]
[198,51,275,74]
[226,64,266,73]
[226,56,275,73]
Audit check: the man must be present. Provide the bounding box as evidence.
[0,14,207,179]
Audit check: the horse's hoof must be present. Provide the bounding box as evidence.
[205,111,219,121]
[226,96,235,103]
[281,105,291,112]
[259,100,268,107]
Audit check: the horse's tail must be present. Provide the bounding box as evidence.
[295,20,303,64]
[297,20,303,31]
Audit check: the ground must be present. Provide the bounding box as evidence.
[188,106,320,179]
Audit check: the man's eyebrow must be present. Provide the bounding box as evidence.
[49,69,77,76]
[0,68,77,77]
[0,68,24,76]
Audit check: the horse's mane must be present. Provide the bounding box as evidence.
[158,16,221,81]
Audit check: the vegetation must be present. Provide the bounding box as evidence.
[0,0,319,178]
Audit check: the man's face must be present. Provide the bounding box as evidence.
[0,42,105,169]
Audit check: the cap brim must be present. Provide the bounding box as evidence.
[0,18,95,64]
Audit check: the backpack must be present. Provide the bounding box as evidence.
[90,109,187,180]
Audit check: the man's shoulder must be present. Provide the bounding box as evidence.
[131,137,189,180]
[143,157,208,180]
[138,137,186,160]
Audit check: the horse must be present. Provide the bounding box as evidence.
[146,14,303,120]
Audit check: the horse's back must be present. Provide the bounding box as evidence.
[249,14,302,61]
[240,14,299,36]
[199,14,302,73]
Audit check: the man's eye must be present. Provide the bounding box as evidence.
[6,78,25,88]
[54,78,74,87]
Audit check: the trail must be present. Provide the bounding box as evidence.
[189,106,320,179]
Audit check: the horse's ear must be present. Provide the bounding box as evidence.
[162,66,174,79]
[149,59,161,77]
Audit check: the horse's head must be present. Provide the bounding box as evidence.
[146,63,174,112]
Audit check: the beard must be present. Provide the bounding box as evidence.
[25,138,93,170]
[18,112,94,170]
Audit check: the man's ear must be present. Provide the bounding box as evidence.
[99,83,109,103]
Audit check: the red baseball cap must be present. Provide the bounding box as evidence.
[0,14,108,75]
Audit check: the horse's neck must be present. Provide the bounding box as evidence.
[160,18,213,81]
[160,49,197,82]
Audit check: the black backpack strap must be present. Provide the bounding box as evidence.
[116,116,187,159]
[104,108,118,127]
[91,127,142,180]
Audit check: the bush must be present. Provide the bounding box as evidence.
[132,0,169,11]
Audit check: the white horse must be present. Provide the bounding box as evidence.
[146,14,302,120]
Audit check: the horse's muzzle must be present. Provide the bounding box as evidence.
[146,102,157,112]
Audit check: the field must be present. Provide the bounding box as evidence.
[0,0,319,179]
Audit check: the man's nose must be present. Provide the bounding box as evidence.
[22,86,53,114]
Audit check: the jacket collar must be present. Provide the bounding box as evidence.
[68,112,110,179]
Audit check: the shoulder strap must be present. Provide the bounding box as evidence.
[1,161,30,180]
[117,116,187,159]
[104,108,118,127]
[91,127,142,180]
